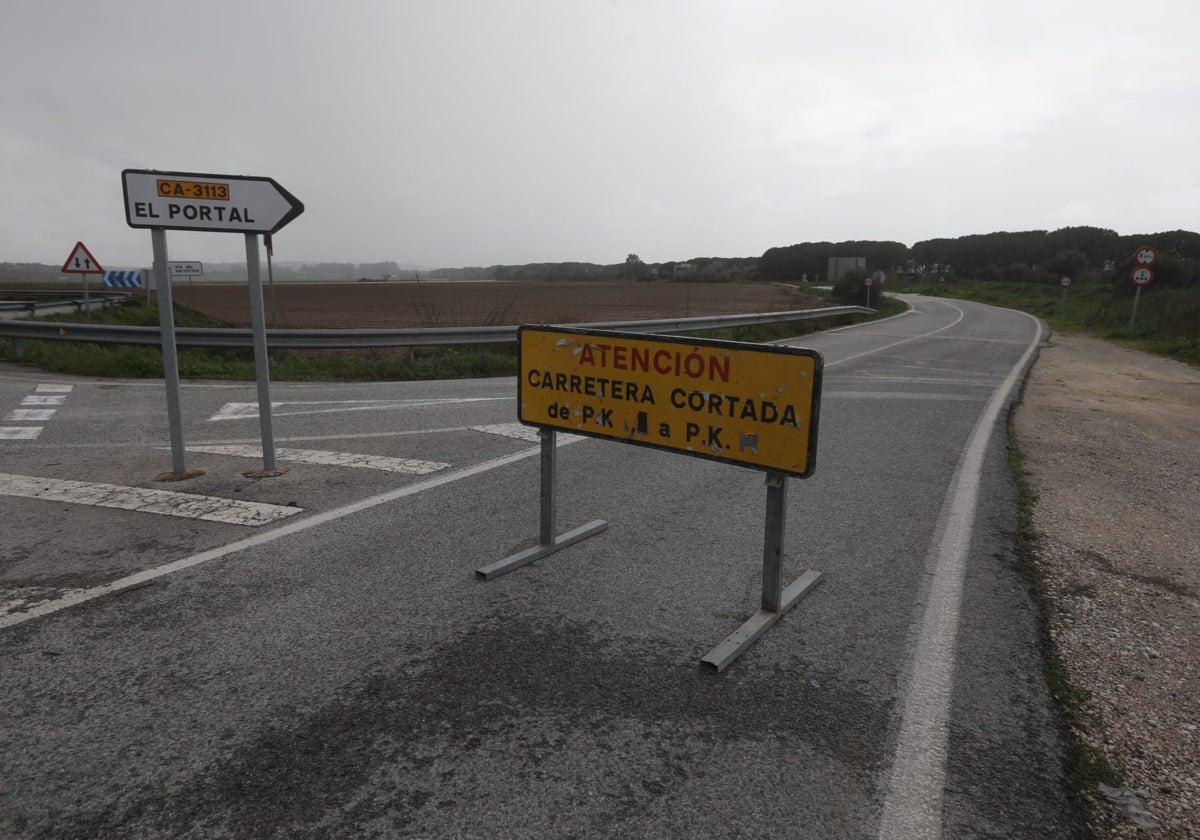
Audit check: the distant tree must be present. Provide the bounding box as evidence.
[357,261,402,279]
[623,253,648,280]
[1045,249,1088,283]
[1046,226,1120,266]
[831,268,872,306]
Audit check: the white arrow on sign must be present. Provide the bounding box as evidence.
[121,169,304,234]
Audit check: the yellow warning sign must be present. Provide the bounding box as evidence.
[519,326,822,477]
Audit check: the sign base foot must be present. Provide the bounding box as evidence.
[476,519,608,581]
[700,569,823,673]
[152,468,205,482]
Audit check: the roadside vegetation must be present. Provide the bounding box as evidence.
[0,291,903,381]
[914,279,1200,366]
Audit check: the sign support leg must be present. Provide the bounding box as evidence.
[761,472,786,612]
[1128,285,1143,333]
[151,228,188,476]
[266,239,279,329]
[701,471,823,673]
[539,427,557,546]
[245,233,280,474]
[476,429,608,580]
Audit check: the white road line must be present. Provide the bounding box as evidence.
[0,473,304,526]
[828,302,967,369]
[208,396,507,421]
[5,409,55,421]
[1,586,89,620]
[0,436,586,630]
[824,391,982,402]
[186,445,450,474]
[472,422,542,442]
[472,422,583,443]
[1,383,73,438]
[876,310,1044,840]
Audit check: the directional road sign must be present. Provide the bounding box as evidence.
[122,169,304,234]
[168,261,204,277]
[103,270,144,289]
[61,241,104,274]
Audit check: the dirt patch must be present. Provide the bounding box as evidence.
[168,281,822,330]
[1014,333,1200,837]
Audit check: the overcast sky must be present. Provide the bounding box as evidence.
[3,0,1197,270]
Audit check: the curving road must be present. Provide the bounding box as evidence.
[0,295,1087,838]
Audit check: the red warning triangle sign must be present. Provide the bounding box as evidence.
[61,241,104,274]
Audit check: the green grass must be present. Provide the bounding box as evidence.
[0,299,519,381]
[0,295,895,381]
[918,280,1200,366]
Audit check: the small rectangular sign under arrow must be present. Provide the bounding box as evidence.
[168,261,203,277]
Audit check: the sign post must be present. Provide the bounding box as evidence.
[478,326,824,671]
[264,234,279,328]
[151,229,188,475]
[1129,246,1157,333]
[60,241,104,319]
[1059,275,1071,304]
[122,169,303,477]
[864,274,874,308]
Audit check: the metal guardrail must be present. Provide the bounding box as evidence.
[0,291,133,317]
[0,306,872,352]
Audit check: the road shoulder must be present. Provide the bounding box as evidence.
[1014,333,1200,838]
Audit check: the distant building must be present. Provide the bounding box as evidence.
[827,257,866,284]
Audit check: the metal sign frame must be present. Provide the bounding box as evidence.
[481,326,826,672]
[123,168,303,478]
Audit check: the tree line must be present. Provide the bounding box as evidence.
[5,226,1198,290]
[760,227,1200,290]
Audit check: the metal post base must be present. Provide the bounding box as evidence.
[475,519,609,581]
[700,569,823,673]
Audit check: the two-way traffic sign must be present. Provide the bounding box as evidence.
[61,241,104,275]
[121,169,304,234]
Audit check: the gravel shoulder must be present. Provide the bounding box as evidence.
[1014,333,1200,837]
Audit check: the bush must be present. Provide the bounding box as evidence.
[831,271,875,307]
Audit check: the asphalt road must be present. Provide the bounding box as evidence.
[0,296,1088,839]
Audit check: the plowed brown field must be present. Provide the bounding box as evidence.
[168,281,821,329]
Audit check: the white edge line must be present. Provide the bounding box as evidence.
[876,309,1044,839]
[827,301,965,369]
[0,439,574,630]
